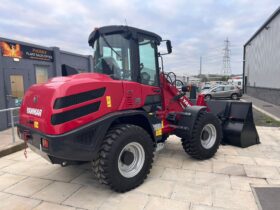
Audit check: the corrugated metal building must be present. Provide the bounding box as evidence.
[243,7,280,105]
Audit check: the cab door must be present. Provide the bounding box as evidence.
[138,35,162,139]
[138,36,161,111]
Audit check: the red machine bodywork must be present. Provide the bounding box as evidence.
[159,74,207,134]
[19,73,165,135]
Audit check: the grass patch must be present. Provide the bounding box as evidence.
[253,109,280,127]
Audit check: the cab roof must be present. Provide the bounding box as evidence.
[88,25,162,46]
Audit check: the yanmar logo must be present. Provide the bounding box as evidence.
[26,107,42,117]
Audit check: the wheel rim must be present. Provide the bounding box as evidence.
[205,95,210,100]
[200,124,217,149]
[118,142,145,178]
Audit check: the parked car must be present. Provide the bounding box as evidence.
[201,83,213,90]
[202,85,242,100]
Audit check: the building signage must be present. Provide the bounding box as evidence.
[0,41,54,62]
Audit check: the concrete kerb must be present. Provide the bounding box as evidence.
[0,141,25,158]
[241,99,280,122]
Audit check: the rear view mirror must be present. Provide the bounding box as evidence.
[159,40,172,55]
[166,40,172,54]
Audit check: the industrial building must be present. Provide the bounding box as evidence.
[0,37,93,130]
[243,6,280,105]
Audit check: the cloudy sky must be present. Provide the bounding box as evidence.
[0,0,279,76]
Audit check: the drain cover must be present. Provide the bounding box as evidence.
[253,187,280,210]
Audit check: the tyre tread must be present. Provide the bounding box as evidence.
[181,112,221,160]
[92,124,154,192]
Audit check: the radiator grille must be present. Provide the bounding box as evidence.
[53,87,105,109]
[51,101,100,125]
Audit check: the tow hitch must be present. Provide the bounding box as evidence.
[22,130,31,158]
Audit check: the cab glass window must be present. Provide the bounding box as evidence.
[138,38,158,86]
[93,34,132,80]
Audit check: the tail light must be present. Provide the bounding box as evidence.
[41,138,49,148]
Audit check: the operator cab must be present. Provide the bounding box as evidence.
[88,25,171,86]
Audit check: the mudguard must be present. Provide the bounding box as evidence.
[166,106,207,139]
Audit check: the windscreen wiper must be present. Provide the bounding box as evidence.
[99,32,122,58]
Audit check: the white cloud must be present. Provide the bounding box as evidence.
[0,0,279,75]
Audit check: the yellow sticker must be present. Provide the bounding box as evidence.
[34,121,39,128]
[155,128,162,136]
[106,96,112,108]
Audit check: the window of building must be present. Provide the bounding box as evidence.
[35,66,48,84]
[138,38,158,86]
[10,75,24,98]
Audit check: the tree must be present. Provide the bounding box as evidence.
[220,76,229,81]
[201,76,208,82]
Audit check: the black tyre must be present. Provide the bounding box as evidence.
[204,94,212,100]
[92,124,154,192]
[181,111,222,160]
[231,93,238,100]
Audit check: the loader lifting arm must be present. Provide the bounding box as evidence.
[157,71,209,135]
[159,71,259,149]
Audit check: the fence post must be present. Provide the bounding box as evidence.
[10,109,15,143]
[0,107,19,143]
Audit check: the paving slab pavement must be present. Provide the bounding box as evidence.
[0,126,280,209]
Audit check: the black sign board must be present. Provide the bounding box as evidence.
[0,41,54,62]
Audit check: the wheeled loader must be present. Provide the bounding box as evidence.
[17,26,259,192]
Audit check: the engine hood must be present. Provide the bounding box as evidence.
[19,73,123,135]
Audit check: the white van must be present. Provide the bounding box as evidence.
[228,78,242,89]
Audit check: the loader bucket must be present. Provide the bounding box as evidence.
[206,100,260,148]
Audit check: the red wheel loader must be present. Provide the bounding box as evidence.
[17,26,259,192]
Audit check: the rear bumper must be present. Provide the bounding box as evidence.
[27,143,53,163]
[17,118,110,164]
[17,110,156,164]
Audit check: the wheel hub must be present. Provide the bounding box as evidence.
[118,142,145,178]
[201,130,210,140]
[121,151,134,165]
[200,124,217,149]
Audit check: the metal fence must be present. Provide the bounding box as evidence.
[0,107,20,143]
